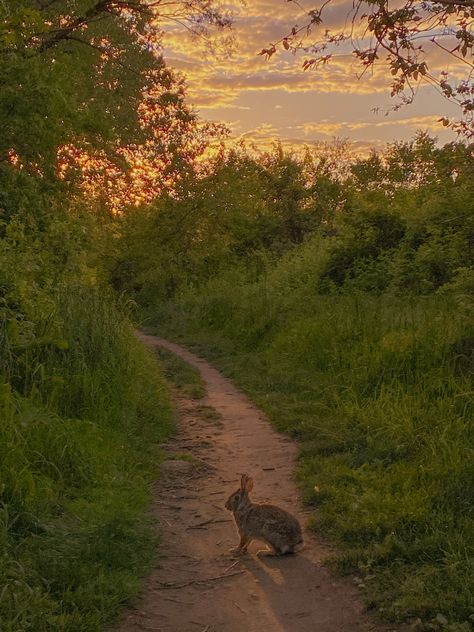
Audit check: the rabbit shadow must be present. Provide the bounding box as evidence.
[236,546,365,632]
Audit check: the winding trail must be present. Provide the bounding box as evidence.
[114,333,402,632]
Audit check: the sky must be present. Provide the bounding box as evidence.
[162,0,463,153]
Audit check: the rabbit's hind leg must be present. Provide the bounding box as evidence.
[256,544,279,557]
[259,543,293,556]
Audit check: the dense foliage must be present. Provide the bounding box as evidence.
[0,156,178,632]
[0,0,227,206]
[119,135,474,630]
[117,134,474,301]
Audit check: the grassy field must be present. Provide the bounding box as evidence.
[150,266,474,631]
[1,289,174,632]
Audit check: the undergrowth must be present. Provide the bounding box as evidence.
[0,287,174,632]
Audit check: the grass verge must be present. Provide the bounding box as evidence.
[1,290,174,632]
[154,347,206,399]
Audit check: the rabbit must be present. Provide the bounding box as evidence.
[225,474,304,555]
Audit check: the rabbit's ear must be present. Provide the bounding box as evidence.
[240,474,248,490]
[245,477,254,492]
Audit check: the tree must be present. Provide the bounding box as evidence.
[259,0,474,137]
[0,1,230,205]
[349,132,474,191]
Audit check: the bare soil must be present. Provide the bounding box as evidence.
[113,333,404,632]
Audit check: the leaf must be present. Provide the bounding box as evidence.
[302,58,316,70]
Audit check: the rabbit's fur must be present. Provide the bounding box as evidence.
[225,474,303,555]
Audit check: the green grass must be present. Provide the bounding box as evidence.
[154,346,206,399]
[0,288,174,632]
[193,403,223,426]
[150,273,474,630]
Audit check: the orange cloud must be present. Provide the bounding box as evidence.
[160,1,461,149]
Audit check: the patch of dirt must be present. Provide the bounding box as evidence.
[113,333,405,632]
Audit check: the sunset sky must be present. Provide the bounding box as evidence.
[163,0,463,152]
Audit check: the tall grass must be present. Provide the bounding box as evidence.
[153,252,474,628]
[0,286,174,631]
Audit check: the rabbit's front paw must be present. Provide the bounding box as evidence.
[229,546,245,556]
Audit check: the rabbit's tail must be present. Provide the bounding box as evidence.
[279,538,304,554]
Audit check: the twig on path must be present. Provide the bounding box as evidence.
[233,601,247,615]
[186,518,214,529]
[156,570,244,590]
[223,559,240,573]
[161,596,194,605]
[176,553,201,562]
[154,501,182,509]
[201,626,210,632]
[187,518,232,529]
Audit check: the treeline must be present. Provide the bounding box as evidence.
[117,134,474,303]
[118,135,474,630]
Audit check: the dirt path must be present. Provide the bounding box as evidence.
[114,333,402,632]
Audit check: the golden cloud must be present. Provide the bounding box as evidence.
[160,0,461,148]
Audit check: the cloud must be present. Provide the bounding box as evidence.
[159,0,461,149]
[300,114,446,136]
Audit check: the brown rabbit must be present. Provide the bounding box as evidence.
[225,474,303,555]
